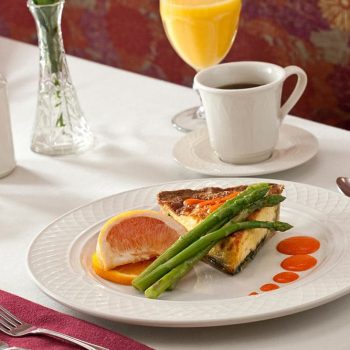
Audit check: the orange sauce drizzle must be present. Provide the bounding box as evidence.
[247,235,320,296]
[208,203,222,213]
[183,198,203,206]
[260,283,280,292]
[273,271,299,283]
[183,192,239,213]
[277,236,320,255]
[281,254,317,271]
[197,192,239,207]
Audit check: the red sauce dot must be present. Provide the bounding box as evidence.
[249,292,258,296]
[273,271,299,283]
[281,254,317,271]
[277,236,320,255]
[260,283,280,292]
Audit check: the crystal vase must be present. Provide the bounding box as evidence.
[28,0,94,155]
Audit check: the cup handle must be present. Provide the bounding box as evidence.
[280,66,307,120]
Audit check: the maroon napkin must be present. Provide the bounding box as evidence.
[0,290,152,350]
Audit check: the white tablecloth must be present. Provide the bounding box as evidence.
[1,36,350,350]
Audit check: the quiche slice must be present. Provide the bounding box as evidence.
[157,184,284,275]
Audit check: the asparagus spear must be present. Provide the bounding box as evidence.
[147,253,202,298]
[140,220,292,294]
[145,195,286,298]
[133,183,270,291]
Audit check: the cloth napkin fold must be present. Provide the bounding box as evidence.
[0,290,152,350]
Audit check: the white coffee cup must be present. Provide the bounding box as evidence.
[194,61,307,164]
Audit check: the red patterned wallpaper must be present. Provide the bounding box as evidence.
[0,0,349,129]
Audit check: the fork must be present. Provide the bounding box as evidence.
[0,306,108,350]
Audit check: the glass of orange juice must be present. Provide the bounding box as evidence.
[160,0,242,132]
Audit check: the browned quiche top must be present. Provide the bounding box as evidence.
[157,184,284,220]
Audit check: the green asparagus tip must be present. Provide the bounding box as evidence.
[264,195,286,206]
[248,183,269,190]
[273,222,293,232]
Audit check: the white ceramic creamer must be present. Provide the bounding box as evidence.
[0,74,16,178]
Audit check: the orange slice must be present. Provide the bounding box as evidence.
[92,253,154,285]
[96,209,186,270]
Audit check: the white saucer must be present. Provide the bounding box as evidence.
[173,124,319,176]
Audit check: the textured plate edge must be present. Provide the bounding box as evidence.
[26,177,350,327]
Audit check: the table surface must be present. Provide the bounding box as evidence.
[1,36,350,350]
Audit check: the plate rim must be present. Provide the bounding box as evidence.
[27,177,350,327]
[173,124,319,176]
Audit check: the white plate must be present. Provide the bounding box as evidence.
[173,124,319,176]
[27,178,350,327]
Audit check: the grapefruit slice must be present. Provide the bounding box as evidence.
[96,209,186,270]
[92,253,154,285]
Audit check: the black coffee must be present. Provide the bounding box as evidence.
[217,83,262,90]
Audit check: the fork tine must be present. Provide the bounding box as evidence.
[0,313,17,328]
[0,318,12,331]
[0,323,11,335]
[0,306,22,325]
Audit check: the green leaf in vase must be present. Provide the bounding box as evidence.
[33,0,60,5]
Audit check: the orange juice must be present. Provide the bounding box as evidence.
[160,0,241,71]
